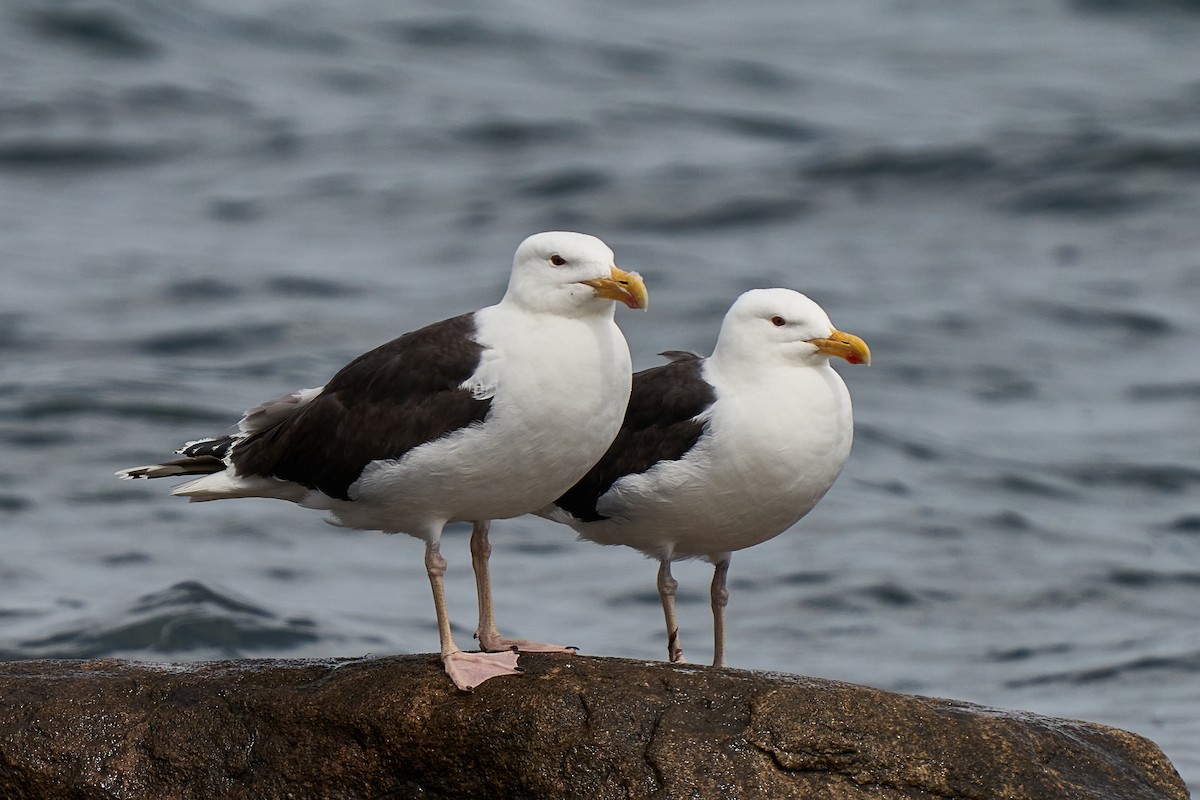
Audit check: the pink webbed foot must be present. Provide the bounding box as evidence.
[443,649,522,691]
[476,630,578,655]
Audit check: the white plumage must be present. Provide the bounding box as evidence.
[119,231,648,690]
[543,288,869,666]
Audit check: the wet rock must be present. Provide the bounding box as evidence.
[0,654,1187,799]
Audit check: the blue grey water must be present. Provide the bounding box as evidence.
[2,0,1199,787]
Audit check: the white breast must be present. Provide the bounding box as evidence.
[322,304,632,534]
[583,360,853,559]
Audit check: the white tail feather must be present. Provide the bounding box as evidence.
[170,472,307,503]
[115,465,190,480]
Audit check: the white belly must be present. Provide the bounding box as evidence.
[580,364,853,560]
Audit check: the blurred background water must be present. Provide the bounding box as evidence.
[2,0,1199,787]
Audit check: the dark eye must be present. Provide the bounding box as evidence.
[770,315,786,327]
[549,254,567,266]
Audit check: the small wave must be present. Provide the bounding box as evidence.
[221,15,348,55]
[13,581,319,659]
[1069,0,1200,16]
[135,322,288,355]
[0,606,42,621]
[969,366,1038,403]
[799,130,1200,222]
[1018,584,1108,611]
[804,145,997,181]
[98,551,153,566]
[776,571,833,587]
[315,68,387,95]
[119,83,253,117]
[622,194,812,232]
[0,427,73,448]
[1019,129,1200,180]
[710,59,797,93]
[987,643,1073,663]
[506,539,571,556]
[1104,568,1200,589]
[606,587,706,608]
[207,197,266,223]
[164,277,244,303]
[802,581,951,612]
[0,82,255,173]
[0,494,32,513]
[0,138,172,170]
[1019,129,1200,178]
[5,397,231,426]
[1005,650,1200,688]
[517,167,612,198]
[856,478,911,497]
[859,582,924,608]
[1000,176,1158,215]
[856,424,941,462]
[1167,514,1200,533]
[594,43,671,79]
[385,16,539,50]
[1066,462,1200,494]
[71,488,166,507]
[1126,381,1200,402]
[1078,137,1200,171]
[265,276,361,299]
[453,119,587,150]
[984,510,1038,532]
[1035,302,1173,336]
[994,472,1077,499]
[22,5,158,59]
[670,108,821,143]
[0,313,27,351]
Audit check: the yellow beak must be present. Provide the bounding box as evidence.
[806,329,871,365]
[579,266,649,310]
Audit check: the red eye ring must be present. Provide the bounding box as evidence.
[770,315,786,327]
[549,254,567,266]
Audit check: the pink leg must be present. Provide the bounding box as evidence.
[424,538,520,691]
[710,555,731,668]
[657,558,686,663]
[470,521,577,654]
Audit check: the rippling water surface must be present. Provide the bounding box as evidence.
[2,0,1199,787]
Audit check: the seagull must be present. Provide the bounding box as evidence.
[541,288,868,667]
[118,231,648,690]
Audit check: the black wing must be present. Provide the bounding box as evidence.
[554,353,715,522]
[232,313,491,500]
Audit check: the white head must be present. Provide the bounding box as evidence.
[502,231,648,317]
[711,288,871,369]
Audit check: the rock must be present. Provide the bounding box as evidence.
[0,654,1186,799]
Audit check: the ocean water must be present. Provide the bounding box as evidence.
[2,0,1199,788]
